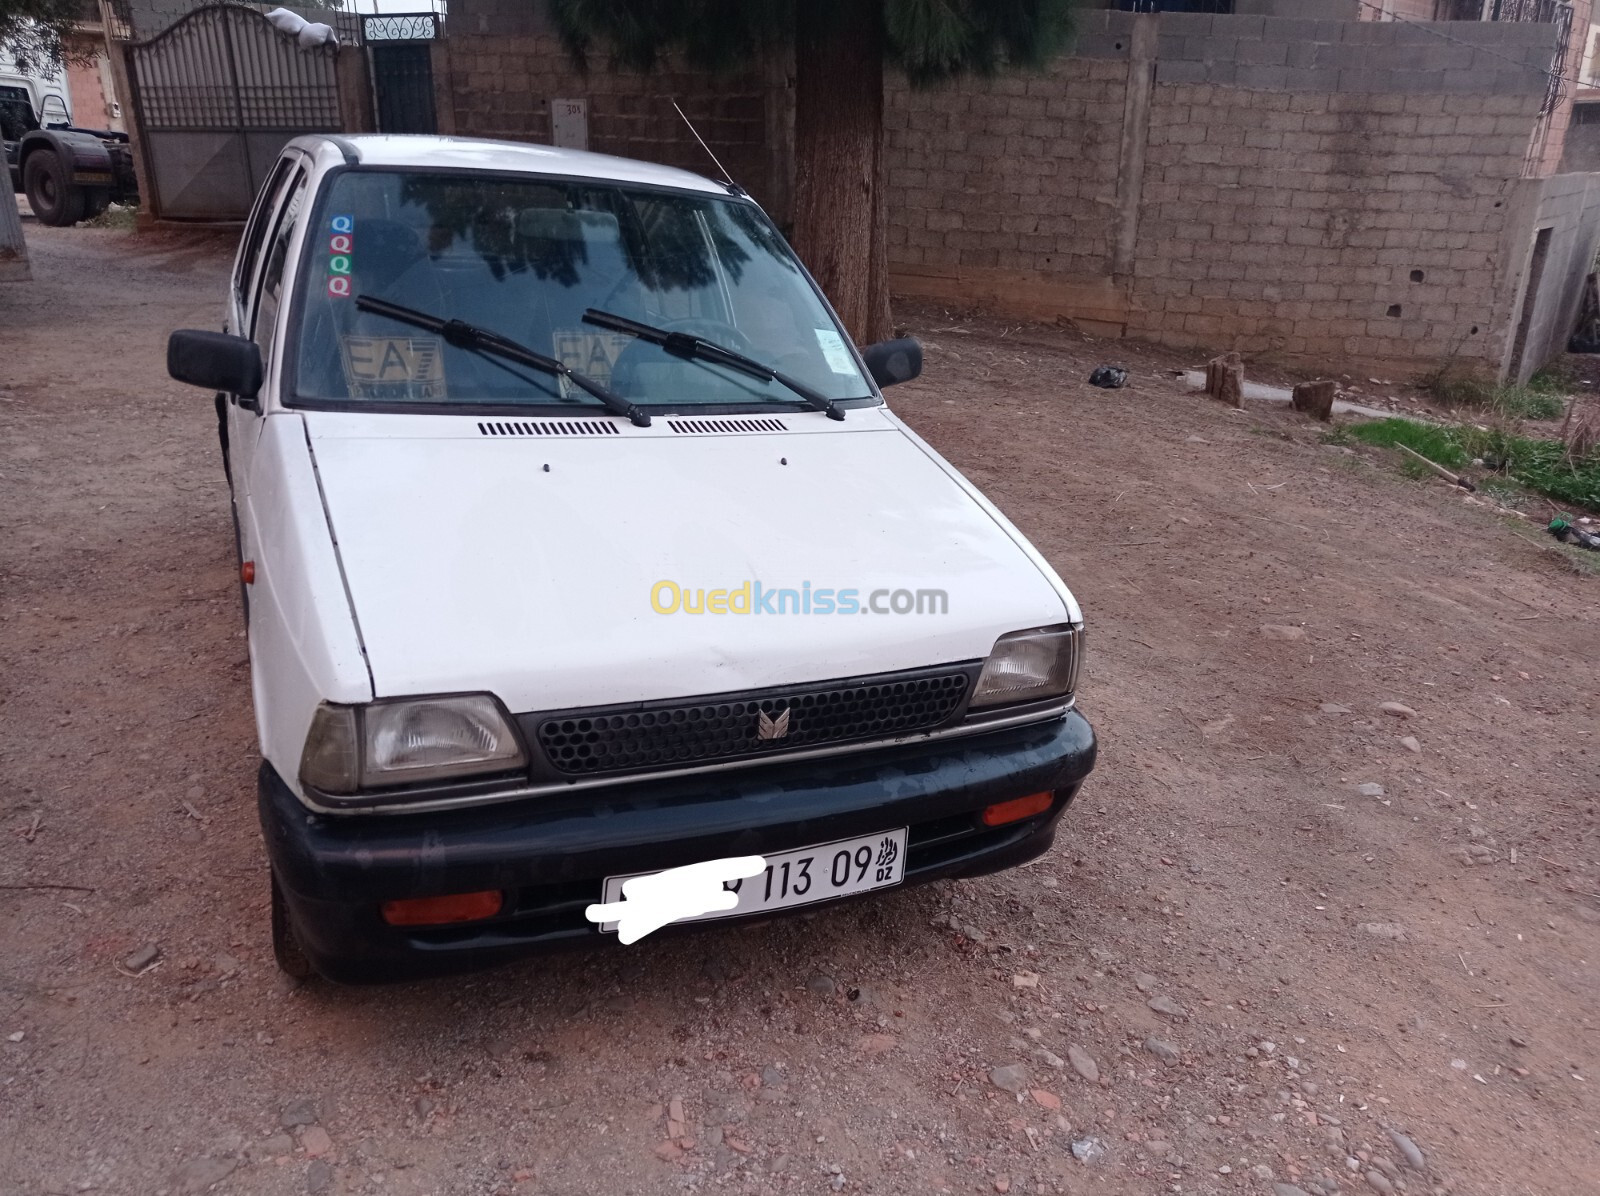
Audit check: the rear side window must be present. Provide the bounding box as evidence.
[250,170,310,362]
[234,158,298,306]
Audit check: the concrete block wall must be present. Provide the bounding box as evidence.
[1149,12,1554,96]
[1130,83,1538,365]
[883,9,1582,376]
[884,44,1132,330]
[440,34,781,214]
[1501,172,1600,381]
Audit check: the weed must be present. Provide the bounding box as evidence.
[84,204,138,231]
[1345,418,1470,468]
[1496,385,1565,421]
[1347,416,1600,512]
[1419,364,1568,421]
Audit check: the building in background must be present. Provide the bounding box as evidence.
[431,0,1598,383]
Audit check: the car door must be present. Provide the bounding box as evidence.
[228,159,309,509]
[230,160,310,616]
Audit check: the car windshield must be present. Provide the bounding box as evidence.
[292,169,875,413]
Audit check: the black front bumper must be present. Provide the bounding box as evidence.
[261,710,1096,983]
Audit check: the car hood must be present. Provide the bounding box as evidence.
[303,408,1078,712]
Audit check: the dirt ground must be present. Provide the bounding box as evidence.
[3,223,1598,1196]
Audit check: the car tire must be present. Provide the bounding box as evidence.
[271,871,315,980]
[23,151,87,227]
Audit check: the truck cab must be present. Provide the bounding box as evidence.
[3,52,137,225]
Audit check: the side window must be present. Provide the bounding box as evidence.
[250,170,310,361]
[234,158,297,306]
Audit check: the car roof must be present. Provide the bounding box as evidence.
[291,134,731,197]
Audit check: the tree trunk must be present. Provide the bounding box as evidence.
[0,186,31,282]
[791,1,891,346]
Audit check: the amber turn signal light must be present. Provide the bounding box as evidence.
[980,791,1054,827]
[381,890,503,927]
[241,560,255,585]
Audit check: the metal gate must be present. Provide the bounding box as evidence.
[362,13,439,135]
[125,4,342,219]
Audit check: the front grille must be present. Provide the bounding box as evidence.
[530,667,974,777]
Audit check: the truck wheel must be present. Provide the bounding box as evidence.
[271,872,315,980]
[23,151,87,226]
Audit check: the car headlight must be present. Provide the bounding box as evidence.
[300,694,527,797]
[969,624,1083,709]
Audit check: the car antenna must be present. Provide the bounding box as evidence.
[673,99,744,196]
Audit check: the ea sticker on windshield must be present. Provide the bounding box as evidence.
[326,215,353,298]
[340,335,446,400]
[813,328,857,375]
[553,328,631,390]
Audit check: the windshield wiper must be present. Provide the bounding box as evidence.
[582,308,846,421]
[354,295,652,427]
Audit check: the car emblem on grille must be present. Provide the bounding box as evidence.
[756,708,791,740]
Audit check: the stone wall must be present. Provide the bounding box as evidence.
[441,0,786,218]
[437,33,783,217]
[438,1,1596,380]
[884,9,1585,377]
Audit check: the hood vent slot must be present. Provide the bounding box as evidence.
[667,416,788,434]
[477,419,620,437]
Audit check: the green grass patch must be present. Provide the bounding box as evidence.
[1497,385,1565,421]
[1345,418,1471,469]
[1348,416,1600,512]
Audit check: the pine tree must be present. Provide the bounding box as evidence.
[0,0,90,74]
[549,0,1073,345]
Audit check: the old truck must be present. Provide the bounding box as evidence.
[2,55,137,226]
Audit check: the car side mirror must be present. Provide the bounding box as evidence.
[168,330,263,401]
[861,337,922,388]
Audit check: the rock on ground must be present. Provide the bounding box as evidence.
[1066,1044,1100,1083]
[989,1063,1028,1094]
[1385,1127,1425,1170]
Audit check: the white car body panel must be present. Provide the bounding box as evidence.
[302,405,1073,713]
[244,414,373,782]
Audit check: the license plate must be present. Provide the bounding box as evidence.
[598,827,908,933]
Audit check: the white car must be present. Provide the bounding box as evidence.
[166,134,1096,982]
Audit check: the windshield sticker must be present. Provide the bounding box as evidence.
[326,215,353,298]
[339,335,446,401]
[813,328,856,375]
[553,328,631,391]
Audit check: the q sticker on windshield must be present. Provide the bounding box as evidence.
[813,328,857,375]
[339,335,447,401]
[326,215,353,298]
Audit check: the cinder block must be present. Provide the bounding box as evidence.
[1072,33,1131,60]
[1213,14,1267,40]
[1237,65,1291,91]
[1157,60,1211,86]
[1236,39,1289,66]
[1158,12,1215,38]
